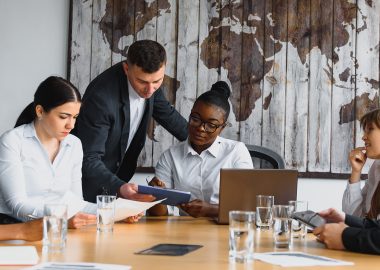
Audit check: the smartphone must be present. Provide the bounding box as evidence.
[291,210,326,229]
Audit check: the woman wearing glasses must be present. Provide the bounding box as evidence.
[148,81,253,217]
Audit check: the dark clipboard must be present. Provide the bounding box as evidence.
[135,243,203,256]
[138,185,191,206]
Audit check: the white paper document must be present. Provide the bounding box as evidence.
[114,198,166,221]
[0,246,39,265]
[254,252,354,267]
[24,262,131,270]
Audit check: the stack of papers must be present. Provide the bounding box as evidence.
[0,246,39,265]
[114,198,166,221]
[254,252,354,267]
[24,262,131,270]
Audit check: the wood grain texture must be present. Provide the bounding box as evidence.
[152,0,178,165]
[68,0,380,176]
[307,0,333,172]
[330,0,357,173]
[69,0,93,94]
[284,0,310,171]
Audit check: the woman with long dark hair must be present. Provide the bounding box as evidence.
[0,76,96,228]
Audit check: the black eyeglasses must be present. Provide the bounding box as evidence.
[188,115,226,133]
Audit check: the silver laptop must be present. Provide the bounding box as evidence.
[216,169,298,224]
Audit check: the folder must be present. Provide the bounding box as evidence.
[137,185,191,206]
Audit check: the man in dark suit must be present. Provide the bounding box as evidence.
[74,40,188,202]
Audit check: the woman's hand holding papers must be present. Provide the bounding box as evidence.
[68,212,97,229]
[180,199,218,218]
[123,212,144,223]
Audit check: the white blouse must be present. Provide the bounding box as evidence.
[0,123,95,221]
[155,136,254,204]
[342,159,380,217]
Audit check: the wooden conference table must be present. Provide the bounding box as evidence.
[1,216,379,270]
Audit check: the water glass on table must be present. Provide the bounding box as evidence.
[289,200,308,239]
[256,195,274,230]
[97,195,116,233]
[229,210,255,263]
[272,205,292,248]
[43,204,68,253]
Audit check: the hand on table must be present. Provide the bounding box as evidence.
[123,212,144,223]
[68,212,97,229]
[180,199,218,218]
[313,223,348,250]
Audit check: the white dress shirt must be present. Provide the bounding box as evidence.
[342,160,380,218]
[126,80,146,151]
[0,123,95,221]
[155,136,254,205]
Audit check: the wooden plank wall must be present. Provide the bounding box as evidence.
[68,0,380,176]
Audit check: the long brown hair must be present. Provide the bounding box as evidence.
[361,109,380,219]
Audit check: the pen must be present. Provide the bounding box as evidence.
[146,177,150,186]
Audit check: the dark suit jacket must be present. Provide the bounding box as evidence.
[73,62,188,202]
[342,215,380,254]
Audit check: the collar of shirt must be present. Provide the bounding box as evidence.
[127,79,145,105]
[184,136,222,159]
[23,122,73,148]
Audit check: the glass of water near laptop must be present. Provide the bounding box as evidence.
[272,205,292,248]
[43,204,68,253]
[256,195,274,230]
[229,210,255,263]
[289,200,308,239]
[97,195,116,233]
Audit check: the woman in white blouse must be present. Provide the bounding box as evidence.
[148,81,253,218]
[0,77,97,228]
[342,109,380,219]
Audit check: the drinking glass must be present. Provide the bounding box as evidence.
[229,211,255,263]
[97,195,116,233]
[289,200,308,238]
[43,204,68,253]
[256,195,274,230]
[272,205,292,248]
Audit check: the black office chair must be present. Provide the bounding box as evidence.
[245,144,285,169]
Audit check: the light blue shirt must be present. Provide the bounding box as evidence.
[0,123,95,221]
[155,136,254,204]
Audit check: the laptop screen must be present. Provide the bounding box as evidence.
[217,169,298,224]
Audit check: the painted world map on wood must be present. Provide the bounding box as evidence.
[69,0,380,175]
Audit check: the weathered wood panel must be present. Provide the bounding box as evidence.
[69,0,380,176]
[307,0,333,172]
[330,0,356,173]
[218,1,243,141]
[284,0,310,171]
[90,0,112,80]
[261,0,287,156]
[239,0,265,168]
[135,0,158,168]
[69,0,93,94]
[152,0,178,166]
[197,0,220,96]
[175,1,200,123]
[354,0,380,173]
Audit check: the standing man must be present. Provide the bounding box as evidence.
[74,40,188,202]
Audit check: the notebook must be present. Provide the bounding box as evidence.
[216,169,298,224]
